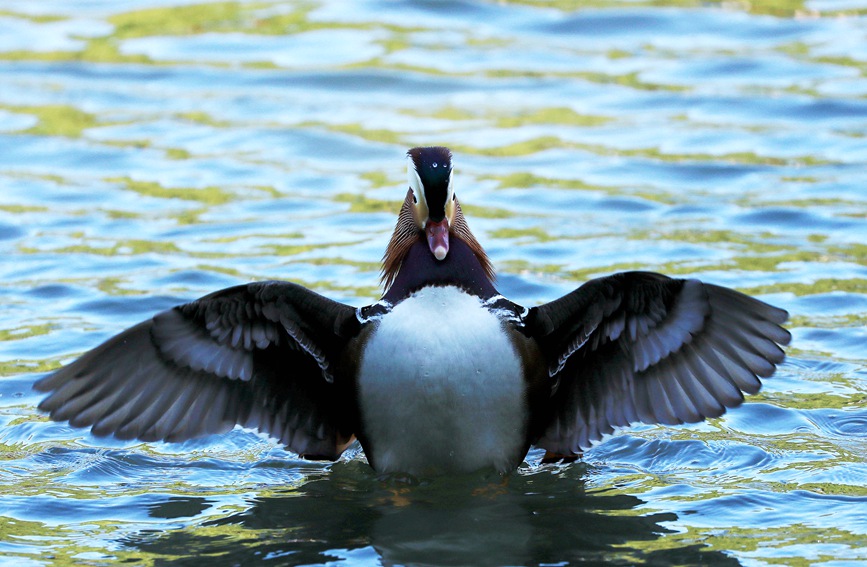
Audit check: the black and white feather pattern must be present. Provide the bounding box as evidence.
[35,281,359,458]
[526,271,790,454]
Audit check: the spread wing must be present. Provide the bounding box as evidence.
[35,281,361,459]
[524,271,791,454]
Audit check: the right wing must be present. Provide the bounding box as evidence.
[524,271,790,454]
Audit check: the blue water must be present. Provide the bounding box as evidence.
[1,1,866,565]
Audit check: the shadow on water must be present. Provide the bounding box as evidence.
[122,461,739,567]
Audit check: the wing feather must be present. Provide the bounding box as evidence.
[35,281,361,459]
[527,271,790,454]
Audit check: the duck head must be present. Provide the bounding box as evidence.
[407,146,455,261]
[381,146,494,292]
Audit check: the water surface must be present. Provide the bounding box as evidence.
[1,1,866,565]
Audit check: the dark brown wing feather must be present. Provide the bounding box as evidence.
[525,271,790,454]
[35,281,360,459]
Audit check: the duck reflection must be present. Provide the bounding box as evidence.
[127,461,738,566]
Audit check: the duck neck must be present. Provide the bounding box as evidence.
[382,238,498,304]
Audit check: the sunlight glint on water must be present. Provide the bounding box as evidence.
[0,1,866,565]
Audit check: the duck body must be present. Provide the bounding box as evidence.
[357,284,529,475]
[35,147,791,476]
[354,237,547,474]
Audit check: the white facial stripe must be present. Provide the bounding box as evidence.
[407,155,426,208]
[446,168,454,203]
[407,154,429,228]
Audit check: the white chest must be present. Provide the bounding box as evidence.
[357,286,528,475]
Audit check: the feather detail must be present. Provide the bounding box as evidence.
[451,200,495,284]
[530,272,790,455]
[381,189,420,292]
[380,191,494,294]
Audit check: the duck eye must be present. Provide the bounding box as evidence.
[412,194,418,204]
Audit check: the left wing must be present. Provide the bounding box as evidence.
[35,281,361,459]
[523,271,790,454]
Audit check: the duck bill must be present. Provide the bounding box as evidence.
[425,218,450,261]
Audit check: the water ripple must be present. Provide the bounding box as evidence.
[1,0,866,565]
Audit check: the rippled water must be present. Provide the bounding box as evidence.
[1,1,866,565]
